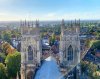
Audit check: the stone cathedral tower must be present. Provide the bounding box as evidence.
[20,20,41,79]
[60,19,80,74]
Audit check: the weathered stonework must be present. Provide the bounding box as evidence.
[59,19,81,74]
[20,20,42,79]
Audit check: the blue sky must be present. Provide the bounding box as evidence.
[0,0,100,21]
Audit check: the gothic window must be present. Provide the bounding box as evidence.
[67,45,73,61]
[28,45,33,60]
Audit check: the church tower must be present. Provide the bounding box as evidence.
[20,20,41,79]
[59,19,80,74]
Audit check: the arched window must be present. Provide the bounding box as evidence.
[67,45,73,61]
[65,49,67,58]
[28,45,33,60]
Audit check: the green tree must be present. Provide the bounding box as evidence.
[3,32,11,43]
[5,51,21,78]
[51,33,56,45]
[0,63,7,79]
[87,62,97,78]
[96,33,100,39]
[80,61,87,74]
[91,40,100,50]
[11,30,21,39]
[81,61,98,78]
[0,53,6,63]
[93,71,100,79]
[85,39,91,48]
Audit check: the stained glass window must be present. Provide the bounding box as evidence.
[67,45,73,61]
[28,45,33,60]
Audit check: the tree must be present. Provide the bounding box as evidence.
[0,63,7,79]
[93,71,100,79]
[11,29,21,39]
[85,39,91,48]
[1,42,16,55]
[91,40,100,50]
[87,62,97,78]
[80,61,87,74]
[2,31,11,43]
[0,53,6,63]
[96,33,100,39]
[50,33,56,45]
[81,61,98,78]
[2,42,10,54]
[89,27,95,35]
[5,51,21,78]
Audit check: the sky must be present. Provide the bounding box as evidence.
[0,0,100,21]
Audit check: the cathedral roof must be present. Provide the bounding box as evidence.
[35,56,64,79]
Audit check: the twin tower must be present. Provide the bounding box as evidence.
[20,20,80,79]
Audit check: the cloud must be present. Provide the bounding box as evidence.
[46,13,56,17]
[0,11,100,21]
[58,12,100,20]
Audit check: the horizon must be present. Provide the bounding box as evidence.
[1,19,100,22]
[0,19,100,22]
[0,0,100,21]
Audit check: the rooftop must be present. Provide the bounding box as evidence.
[35,56,64,79]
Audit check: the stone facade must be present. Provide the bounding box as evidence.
[59,19,80,73]
[20,20,42,79]
[20,19,81,79]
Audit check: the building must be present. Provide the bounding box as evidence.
[20,19,81,79]
[20,20,42,79]
[59,19,81,78]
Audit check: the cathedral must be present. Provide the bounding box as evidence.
[20,20,42,79]
[20,19,81,79]
[59,19,81,77]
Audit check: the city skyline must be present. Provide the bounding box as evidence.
[0,0,100,21]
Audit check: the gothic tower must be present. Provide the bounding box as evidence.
[59,19,80,74]
[20,20,41,79]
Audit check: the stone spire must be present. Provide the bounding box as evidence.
[35,20,39,28]
[71,20,73,27]
[35,20,40,35]
[20,20,23,35]
[28,21,30,27]
[32,21,34,27]
[24,19,27,27]
[75,19,80,33]
[70,20,75,32]
[73,19,77,32]
[78,19,80,33]
[61,19,65,35]
[28,21,31,34]
[70,20,73,31]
